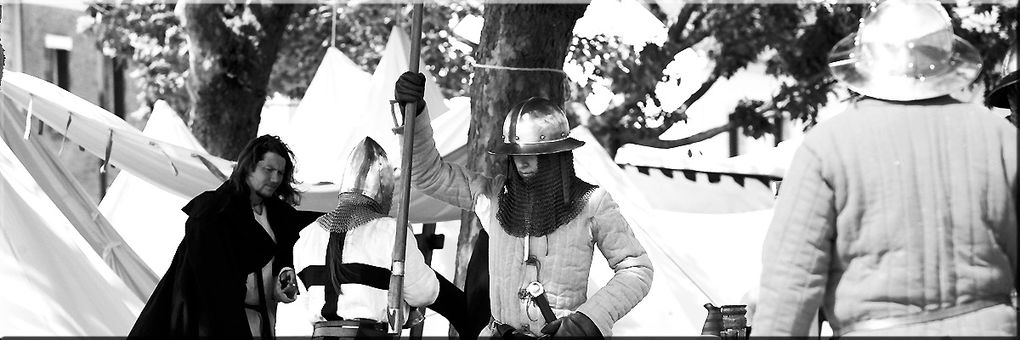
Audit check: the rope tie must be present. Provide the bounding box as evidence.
[472,63,567,75]
[99,129,113,174]
[192,153,229,182]
[149,141,180,177]
[58,113,73,155]
[23,95,34,140]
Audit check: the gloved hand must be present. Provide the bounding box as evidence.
[394,71,427,118]
[540,312,603,339]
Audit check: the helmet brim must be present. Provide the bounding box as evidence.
[487,137,585,155]
[987,71,1018,109]
[827,33,982,101]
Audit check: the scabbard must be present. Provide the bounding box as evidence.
[533,292,557,324]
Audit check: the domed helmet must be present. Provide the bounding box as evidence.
[827,0,981,101]
[315,137,395,234]
[988,45,1017,109]
[337,137,395,211]
[488,97,584,155]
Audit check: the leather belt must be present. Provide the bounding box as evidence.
[489,319,544,339]
[835,298,1009,336]
[312,319,388,337]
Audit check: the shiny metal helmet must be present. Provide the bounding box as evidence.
[338,137,395,209]
[827,0,981,101]
[988,45,1017,109]
[488,97,584,155]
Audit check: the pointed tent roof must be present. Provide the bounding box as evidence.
[99,100,201,275]
[271,40,468,222]
[359,27,449,157]
[257,93,299,137]
[278,47,373,184]
[0,126,143,336]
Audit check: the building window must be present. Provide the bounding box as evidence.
[44,48,71,90]
[44,34,73,90]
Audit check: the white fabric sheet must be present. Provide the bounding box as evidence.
[0,128,144,336]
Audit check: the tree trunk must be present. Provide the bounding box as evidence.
[1,5,5,84]
[453,2,587,334]
[184,4,292,160]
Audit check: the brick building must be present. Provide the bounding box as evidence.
[2,2,140,201]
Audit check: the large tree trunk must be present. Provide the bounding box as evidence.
[1,5,5,84]
[454,3,587,335]
[184,4,292,160]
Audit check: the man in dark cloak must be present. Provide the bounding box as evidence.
[129,135,321,338]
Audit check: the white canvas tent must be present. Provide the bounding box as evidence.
[619,164,776,213]
[99,100,203,275]
[0,96,158,300]
[2,74,772,338]
[279,29,449,185]
[0,69,463,223]
[257,93,299,137]
[0,115,144,336]
[87,33,472,336]
[1,21,780,335]
[265,30,469,223]
[569,128,769,335]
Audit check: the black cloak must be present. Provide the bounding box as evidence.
[128,182,321,338]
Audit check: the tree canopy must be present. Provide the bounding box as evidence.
[569,1,1016,156]
[82,1,1016,157]
[84,1,479,117]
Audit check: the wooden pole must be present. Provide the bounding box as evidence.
[387,2,424,336]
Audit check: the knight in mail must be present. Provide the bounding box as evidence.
[291,136,467,339]
[394,72,654,339]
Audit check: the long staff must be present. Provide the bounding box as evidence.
[386,2,425,336]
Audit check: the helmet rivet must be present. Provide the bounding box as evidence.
[515,136,520,140]
[539,135,545,140]
[561,132,567,137]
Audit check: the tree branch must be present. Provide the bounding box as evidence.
[449,31,479,50]
[629,121,736,149]
[651,73,719,135]
[674,5,697,36]
[674,8,712,52]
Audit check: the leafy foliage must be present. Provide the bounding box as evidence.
[82,1,479,117]
[271,1,480,99]
[568,2,1016,156]
[84,2,190,115]
[83,1,1015,156]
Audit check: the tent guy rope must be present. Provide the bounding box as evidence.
[473,63,567,75]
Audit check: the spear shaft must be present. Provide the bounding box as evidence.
[386,2,424,337]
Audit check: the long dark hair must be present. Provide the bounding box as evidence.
[227,135,301,205]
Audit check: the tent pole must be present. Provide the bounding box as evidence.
[387,2,424,337]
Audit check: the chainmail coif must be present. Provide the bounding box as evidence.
[497,151,597,238]
[316,192,388,233]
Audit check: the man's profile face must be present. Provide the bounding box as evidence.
[247,151,286,199]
